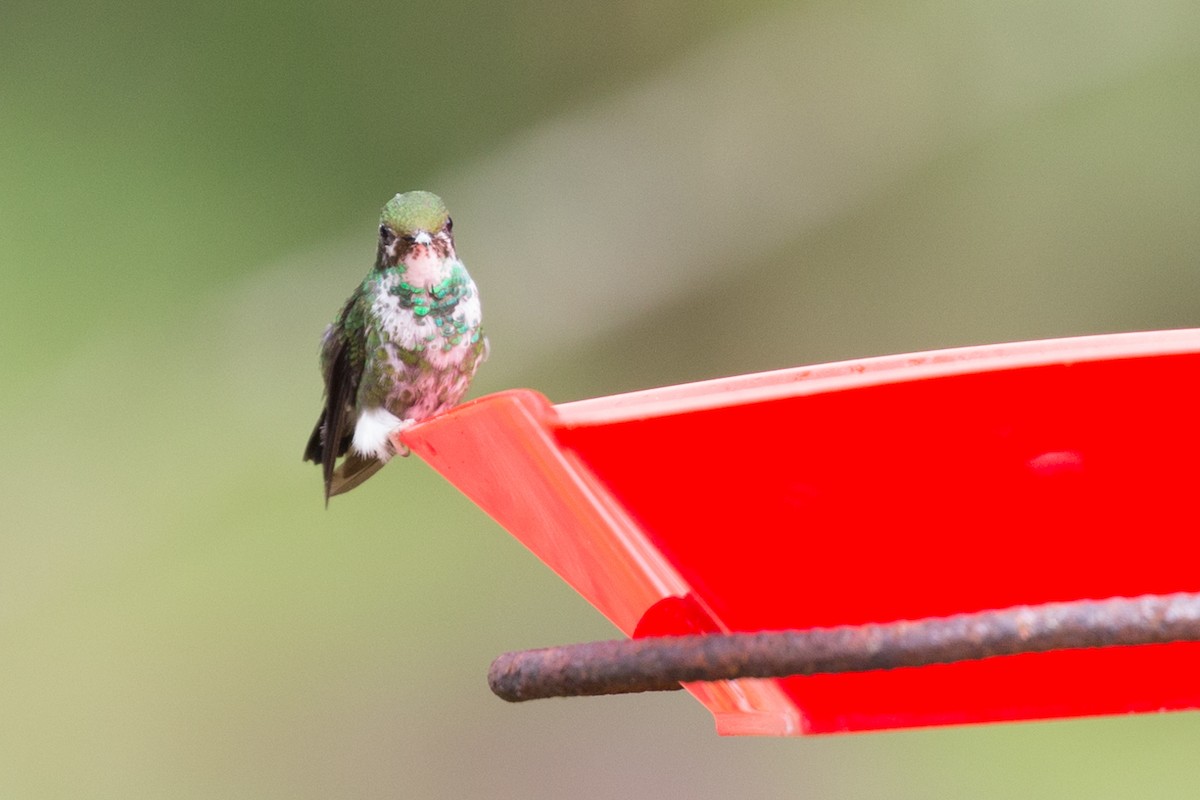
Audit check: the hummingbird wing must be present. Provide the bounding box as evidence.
[303,298,365,503]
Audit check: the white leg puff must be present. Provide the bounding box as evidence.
[351,407,406,462]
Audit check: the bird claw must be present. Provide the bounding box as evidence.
[388,418,417,457]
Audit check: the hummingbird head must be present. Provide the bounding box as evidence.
[376,190,455,268]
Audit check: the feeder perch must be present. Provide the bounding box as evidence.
[400,329,1200,735]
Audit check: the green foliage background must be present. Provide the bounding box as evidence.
[3,1,1200,796]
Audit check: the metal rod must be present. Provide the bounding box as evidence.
[489,592,1200,702]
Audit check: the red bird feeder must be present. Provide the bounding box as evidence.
[400,329,1200,735]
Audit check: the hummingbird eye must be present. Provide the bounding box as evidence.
[378,224,395,244]
[445,217,453,232]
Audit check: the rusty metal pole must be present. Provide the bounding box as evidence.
[489,592,1200,702]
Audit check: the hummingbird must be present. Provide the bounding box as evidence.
[304,191,487,501]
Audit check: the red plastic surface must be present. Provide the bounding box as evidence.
[402,330,1200,735]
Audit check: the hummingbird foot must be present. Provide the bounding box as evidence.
[388,418,417,457]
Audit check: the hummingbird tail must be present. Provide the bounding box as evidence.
[329,452,386,497]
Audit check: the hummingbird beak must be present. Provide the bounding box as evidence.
[413,231,433,245]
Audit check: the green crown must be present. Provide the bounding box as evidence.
[381,191,449,234]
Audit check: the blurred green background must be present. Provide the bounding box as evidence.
[4,0,1200,796]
